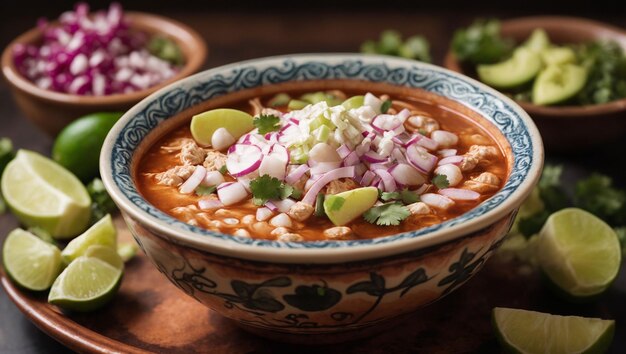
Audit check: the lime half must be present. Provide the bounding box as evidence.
[537,208,621,298]
[1,150,91,239]
[493,307,615,354]
[48,256,122,312]
[61,214,117,264]
[2,229,62,291]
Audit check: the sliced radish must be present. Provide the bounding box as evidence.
[211,127,236,151]
[179,166,206,194]
[390,163,426,186]
[420,193,455,209]
[217,182,248,206]
[439,188,480,201]
[203,170,225,186]
[226,144,262,177]
[406,144,438,174]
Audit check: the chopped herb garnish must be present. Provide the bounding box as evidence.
[315,193,326,217]
[218,165,228,175]
[195,185,216,196]
[380,189,420,205]
[327,196,345,212]
[87,178,118,225]
[452,19,513,65]
[363,202,411,226]
[575,173,626,225]
[249,175,293,206]
[254,114,281,134]
[432,174,450,189]
[291,188,303,200]
[381,99,392,114]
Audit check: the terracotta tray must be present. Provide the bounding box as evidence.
[1,218,544,353]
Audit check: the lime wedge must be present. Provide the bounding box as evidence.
[324,187,378,226]
[61,214,117,264]
[190,109,254,146]
[117,242,139,263]
[48,257,122,312]
[493,307,614,354]
[1,150,91,239]
[537,208,621,298]
[84,245,124,270]
[2,229,62,291]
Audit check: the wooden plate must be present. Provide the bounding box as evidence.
[1,217,541,353]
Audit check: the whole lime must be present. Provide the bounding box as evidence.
[52,112,122,182]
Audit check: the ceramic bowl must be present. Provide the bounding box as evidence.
[1,12,207,137]
[100,54,543,343]
[444,16,626,151]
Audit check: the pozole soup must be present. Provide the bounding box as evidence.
[136,82,508,242]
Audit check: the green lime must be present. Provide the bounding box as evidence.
[190,109,254,146]
[52,112,122,182]
[61,214,116,264]
[84,245,124,270]
[537,208,621,298]
[117,242,139,263]
[2,229,62,291]
[48,256,122,312]
[493,307,614,354]
[1,150,91,239]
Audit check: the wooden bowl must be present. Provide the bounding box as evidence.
[1,12,207,137]
[444,16,626,151]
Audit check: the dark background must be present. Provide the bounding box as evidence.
[1,1,626,353]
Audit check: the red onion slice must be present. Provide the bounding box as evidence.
[409,134,439,151]
[271,198,297,213]
[179,166,206,194]
[373,169,397,192]
[302,166,355,205]
[371,114,403,134]
[342,151,360,166]
[217,182,249,206]
[389,163,426,186]
[362,150,387,163]
[439,188,480,201]
[420,193,455,209]
[438,155,464,166]
[226,144,262,177]
[336,144,351,159]
[360,170,376,186]
[397,108,410,122]
[406,144,438,174]
[265,201,278,212]
[285,164,309,184]
[438,149,458,157]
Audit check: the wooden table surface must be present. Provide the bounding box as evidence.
[1,8,626,354]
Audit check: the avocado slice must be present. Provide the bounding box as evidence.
[323,187,378,226]
[523,29,551,53]
[541,47,577,66]
[477,48,542,89]
[532,64,587,106]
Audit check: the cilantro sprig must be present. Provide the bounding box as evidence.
[249,175,294,206]
[432,174,450,189]
[253,114,281,134]
[363,202,411,226]
[380,189,420,205]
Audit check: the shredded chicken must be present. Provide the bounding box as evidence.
[323,226,353,240]
[160,138,195,153]
[249,98,264,116]
[178,140,206,165]
[406,115,440,134]
[203,150,227,172]
[460,145,499,171]
[155,165,195,186]
[464,172,501,193]
[261,107,283,117]
[288,202,314,222]
[408,202,431,215]
[324,178,359,195]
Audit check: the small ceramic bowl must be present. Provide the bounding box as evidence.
[1,12,207,137]
[100,54,543,343]
[444,16,626,151]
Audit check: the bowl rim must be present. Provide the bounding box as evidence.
[0,11,207,106]
[100,53,544,264]
[443,15,626,117]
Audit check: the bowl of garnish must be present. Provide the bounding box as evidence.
[444,17,626,151]
[1,3,207,136]
[100,54,543,343]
